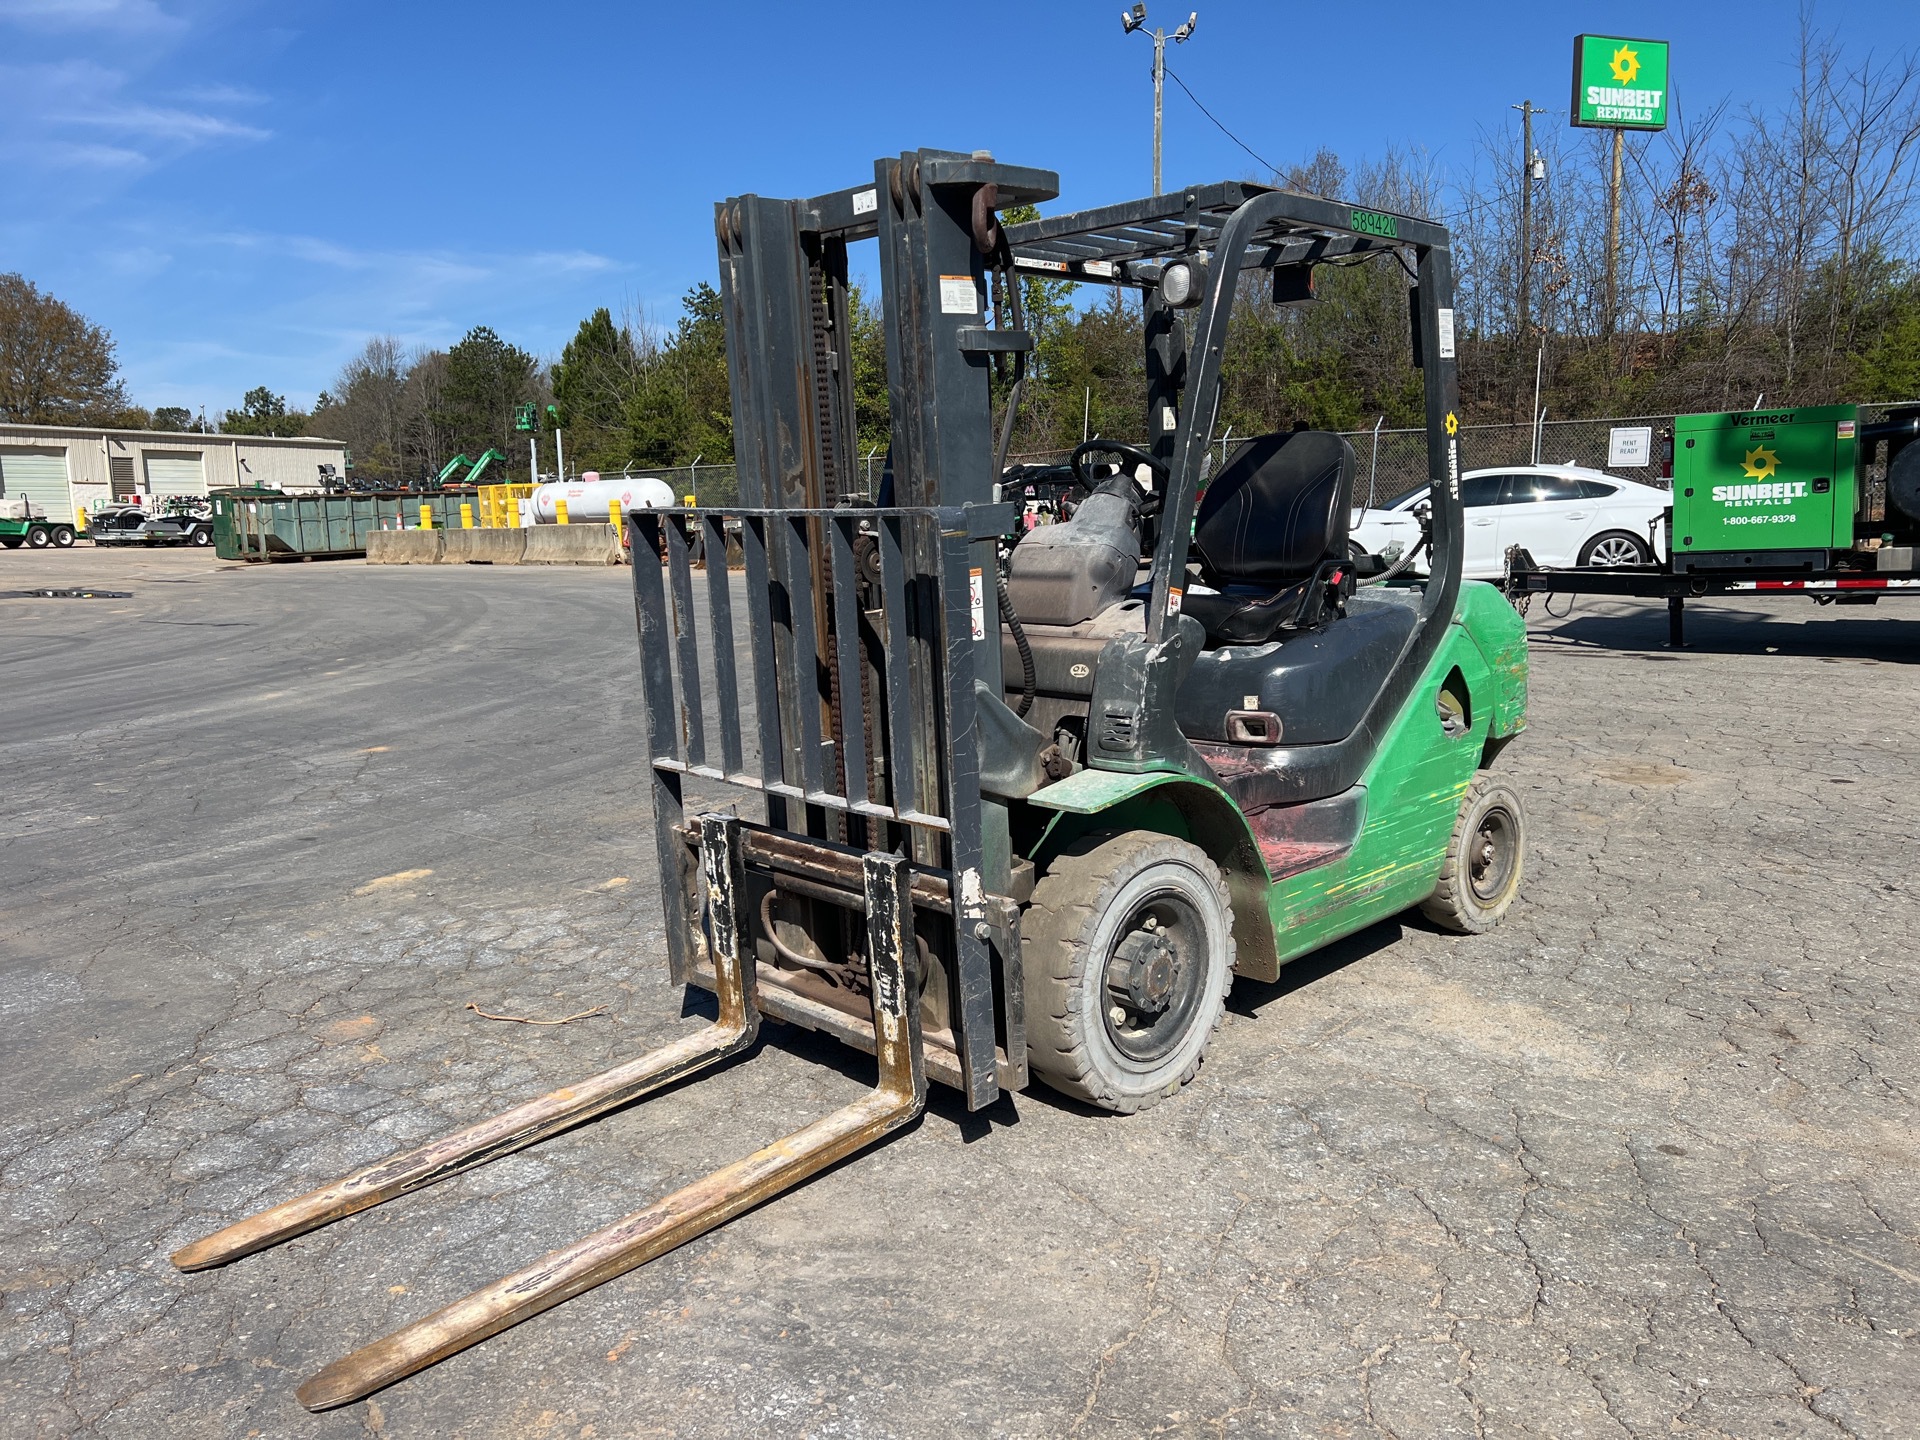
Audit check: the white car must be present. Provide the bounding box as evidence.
[1350,465,1669,579]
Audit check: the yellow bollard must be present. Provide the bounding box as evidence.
[418,503,433,530]
[556,498,570,525]
[460,502,474,529]
[607,499,623,542]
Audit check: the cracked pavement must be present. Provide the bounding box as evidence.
[2,549,1916,1438]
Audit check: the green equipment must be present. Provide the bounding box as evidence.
[432,452,472,488]
[429,448,509,490]
[1672,405,1859,568]
[1507,400,1920,643]
[173,152,1531,1409]
[0,513,77,550]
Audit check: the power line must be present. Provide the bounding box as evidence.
[1162,65,1278,178]
[1165,63,1490,233]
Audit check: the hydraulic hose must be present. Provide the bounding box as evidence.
[998,569,1036,717]
[1357,531,1430,587]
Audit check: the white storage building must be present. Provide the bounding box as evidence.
[0,424,349,525]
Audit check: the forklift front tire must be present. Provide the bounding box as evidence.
[1421,771,1527,934]
[1022,831,1235,1114]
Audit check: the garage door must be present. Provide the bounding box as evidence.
[0,448,73,524]
[144,451,207,497]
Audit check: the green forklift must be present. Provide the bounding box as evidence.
[172,152,1530,1408]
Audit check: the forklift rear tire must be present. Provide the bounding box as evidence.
[1421,771,1527,934]
[1023,831,1235,1114]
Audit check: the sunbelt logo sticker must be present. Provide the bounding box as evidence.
[1711,446,1805,506]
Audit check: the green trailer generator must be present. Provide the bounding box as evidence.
[1507,402,1920,641]
[1672,405,1860,569]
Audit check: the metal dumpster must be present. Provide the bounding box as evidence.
[212,491,464,561]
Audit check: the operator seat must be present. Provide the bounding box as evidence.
[1181,429,1354,645]
[1174,428,1421,763]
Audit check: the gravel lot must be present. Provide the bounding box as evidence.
[2,547,1916,1439]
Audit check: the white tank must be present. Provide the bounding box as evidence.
[530,472,676,523]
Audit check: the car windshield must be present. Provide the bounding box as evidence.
[1384,487,1428,511]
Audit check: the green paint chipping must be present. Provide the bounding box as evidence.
[1018,581,1530,987]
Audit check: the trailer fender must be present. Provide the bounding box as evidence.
[1026,769,1279,982]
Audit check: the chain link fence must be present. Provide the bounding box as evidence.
[1342,415,1671,509]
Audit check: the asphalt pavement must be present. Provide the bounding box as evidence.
[2,547,1916,1439]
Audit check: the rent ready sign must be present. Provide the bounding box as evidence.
[1571,35,1669,130]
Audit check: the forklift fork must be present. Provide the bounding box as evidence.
[171,814,928,1410]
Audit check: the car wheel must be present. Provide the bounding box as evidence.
[52,526,76,548]
[27,526,52,549]
[1578,530,1650,567]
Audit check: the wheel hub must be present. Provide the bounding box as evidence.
[1106,923,1178,1017]
[1468,809,1517,902]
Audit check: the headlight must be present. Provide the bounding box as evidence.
[1159,256,1208,308]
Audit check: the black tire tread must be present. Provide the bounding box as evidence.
[1421,771,1526,934]
[1023,831,1234,1113]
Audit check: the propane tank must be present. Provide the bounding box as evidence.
[529,472,675,523]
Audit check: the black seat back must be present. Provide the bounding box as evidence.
[1191,430,1355,587]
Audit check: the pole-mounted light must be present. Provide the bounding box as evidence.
[1120,6,1197,195]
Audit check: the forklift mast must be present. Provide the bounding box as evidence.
[632,150,1466,1115]
[170,151,1489,1410]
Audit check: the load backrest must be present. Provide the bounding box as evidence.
[1191,430,1355,587]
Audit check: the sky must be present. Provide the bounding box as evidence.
[2,0,1916,420]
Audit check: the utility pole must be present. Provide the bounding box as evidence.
[1605,127,1624,335]
[1153,28,1164,193]
[1512,101,1547,341]
[1122,6,1196,196]
[1513,100,1548,423]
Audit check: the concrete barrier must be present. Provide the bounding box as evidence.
[366,530,444,564]
[441,528,527,565]
[522,523,625,565]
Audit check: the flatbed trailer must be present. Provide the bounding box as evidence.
[1504,402,1920,644]
[1503,556,1920,645]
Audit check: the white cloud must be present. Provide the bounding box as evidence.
[66,102,271,143]
[0,137,149,169]
[0,0,184,33]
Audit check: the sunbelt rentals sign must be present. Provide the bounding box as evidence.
[1572,35,1669,130]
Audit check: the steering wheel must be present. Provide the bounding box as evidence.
[1069,441,1169,512]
